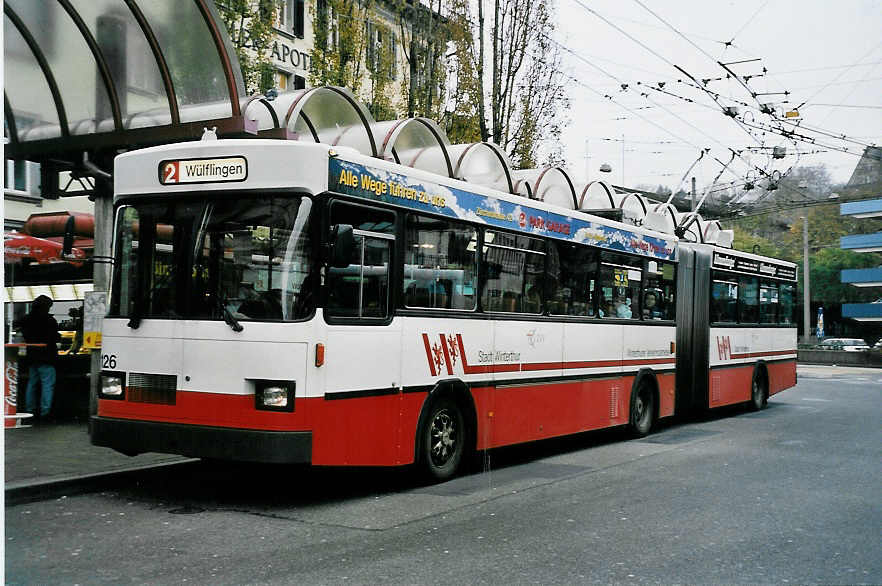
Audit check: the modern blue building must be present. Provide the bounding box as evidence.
[840,147,882,323]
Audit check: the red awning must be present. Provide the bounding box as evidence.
[3,231,86,266]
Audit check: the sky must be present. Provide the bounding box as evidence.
[550,0,882,193]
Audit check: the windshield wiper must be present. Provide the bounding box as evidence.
[223,305,244,332]
[217,293,243,332]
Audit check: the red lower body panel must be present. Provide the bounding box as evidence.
[99,370,679,466]
[767,359,797,396]
[471,377,634,450]
[708,359,797,408]
[708,365,753,408]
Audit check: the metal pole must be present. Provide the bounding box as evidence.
[585,139,590,180]
[802,216,811,344]
[89,179,114,424]
[691,176,696,211]
[621,134,625,185]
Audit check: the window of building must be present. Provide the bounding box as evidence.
[315,0,338,50]
[403,214,477,310]
[643,260,676,320]
[5,159,33,193]
[280,0,305,37]
[481,231,545,313]
[598,252,642,319]
[366,23,397,79]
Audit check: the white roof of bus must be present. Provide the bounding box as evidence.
[690,241,797,268]
[114,139,679,258]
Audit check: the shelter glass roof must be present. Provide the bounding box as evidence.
[4,0,247,160]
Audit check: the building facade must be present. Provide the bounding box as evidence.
[839,146,882,324]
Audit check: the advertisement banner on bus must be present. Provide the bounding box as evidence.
[330,158,676,261]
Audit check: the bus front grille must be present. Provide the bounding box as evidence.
[127,373,177,405]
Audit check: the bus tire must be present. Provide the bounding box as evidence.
[629,379,654,438]
[750,368,768,411]
[418,397,466,482]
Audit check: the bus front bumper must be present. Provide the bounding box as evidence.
[90,416,312,464]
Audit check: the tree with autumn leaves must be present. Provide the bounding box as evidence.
[219,0,570,169]
[217,0,283,95]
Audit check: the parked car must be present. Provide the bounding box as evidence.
[817,338,870,351]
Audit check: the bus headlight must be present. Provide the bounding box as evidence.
[255,380,295,412]
[100,372,126,400]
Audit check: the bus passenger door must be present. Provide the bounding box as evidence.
[319,213,404,466]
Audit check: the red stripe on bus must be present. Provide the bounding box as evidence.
[563,360,622,369]
[521,361,564,371]
[456,334,490,375]
[559,358,675,370]
[731,349,796,359]
[422,333,437,376]
[455,332,675,374]
[622,357,676,367]
[439,334,454,375]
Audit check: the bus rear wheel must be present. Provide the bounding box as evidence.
[629,382,654,438]
[419,397,465,482]
[750,370,767,411]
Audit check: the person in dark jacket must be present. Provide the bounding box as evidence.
[17,295,61,419]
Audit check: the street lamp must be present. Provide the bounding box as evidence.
[802,216,811,343]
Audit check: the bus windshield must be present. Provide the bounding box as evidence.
[111,195,314,323]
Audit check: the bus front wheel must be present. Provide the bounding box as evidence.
[418,397,465,482]
[629,381,654,438]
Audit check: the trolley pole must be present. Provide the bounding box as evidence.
[802,216,811,344]
[691,177,696,211]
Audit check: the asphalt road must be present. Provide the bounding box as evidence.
[5,366,881,585]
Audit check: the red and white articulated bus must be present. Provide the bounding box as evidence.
[91,136,797,480]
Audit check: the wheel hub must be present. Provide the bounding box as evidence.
[430,411,457,466]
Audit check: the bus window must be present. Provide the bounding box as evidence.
[481,231,545,313]
[403,214,477,310]
[112,206,139,317]
[110,196,314,323]
[711,278,738,323]
[549,242,597,317]
[326,203,395,319]
[779,283,794,324]
[759,281,778,323]
[738,276,759,323]
[643,260,676,320]
[598,252,642,319]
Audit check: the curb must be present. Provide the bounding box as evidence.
[5,458,199,506]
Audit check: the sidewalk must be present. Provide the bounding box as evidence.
[4,419,191,502]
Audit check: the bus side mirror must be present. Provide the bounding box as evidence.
[61,215,75,257]
[328,224,355,268]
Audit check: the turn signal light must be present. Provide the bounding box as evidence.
[315,343,325,367]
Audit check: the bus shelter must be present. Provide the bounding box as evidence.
[4,0,253,425]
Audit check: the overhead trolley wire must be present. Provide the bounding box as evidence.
[807,104,882,110]
[794,39,882,109]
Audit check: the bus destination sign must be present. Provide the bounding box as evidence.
[330,158,677,261]
[713,251,796,281]
[159,156,248,185]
